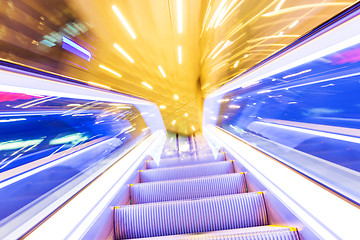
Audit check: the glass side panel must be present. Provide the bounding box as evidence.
[217,40,360,203]
[0,90,149,236]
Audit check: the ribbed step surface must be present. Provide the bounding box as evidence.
[131,173,246,204]
[128,226,299,240]
[146,157,217,169]
[114,192,267,239]
[140,161,234,183]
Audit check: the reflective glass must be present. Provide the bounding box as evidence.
[0,90,149,236]
[217,40,360,203]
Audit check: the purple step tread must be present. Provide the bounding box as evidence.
[127,225,300,240]
[146,157,218,169]
[130,173,246,204]
[140,161,234,183]
[114,192,267,239]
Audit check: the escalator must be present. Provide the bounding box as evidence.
[113,146,300,240]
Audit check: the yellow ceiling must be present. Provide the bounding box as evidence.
[67,0,356,135]
[1,0,358,135]
[200,0,358,96]
[65,0,203,135]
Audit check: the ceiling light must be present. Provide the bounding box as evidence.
[200,6,211,37]
[174,94,179,100]
[212,40,233,59]
[234,60,239,68]
[184,113,188,117]
[177,0,182,33]
[112,5,136,39]
[158,65,166,78]
[159,105,166,109]
[62,36,91,61]
[88,80,112,90]
[142,81,153,89]
[244,54,249,58]
[208,40,225,59]
[218,0,240,26]
[191,126,195,131]
[207,0,226,30]
[172,120,176,125]
[274,0,286,12]
[99,64,121,78]
[178,46,182,64]
[214,0,237,28]
[114,43,134,63]
[289,20,299,29]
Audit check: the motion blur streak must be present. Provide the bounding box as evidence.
[1,1,360,238]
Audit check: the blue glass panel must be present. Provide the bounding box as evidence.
[0,90,149,223]
[217,41,360,202]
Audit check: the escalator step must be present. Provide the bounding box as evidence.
[127,225,300,240]
[131,173,246,204]
[140,161,234,183]
[146,157,217,169]
[114,192,267,239]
